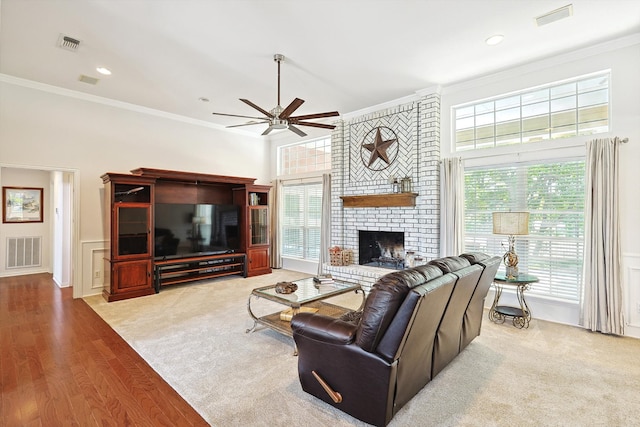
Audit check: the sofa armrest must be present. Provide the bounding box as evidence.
[291,312,358,345]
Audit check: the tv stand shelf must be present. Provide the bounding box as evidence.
[154,253,247,291]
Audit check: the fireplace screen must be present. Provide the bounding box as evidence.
[358,231,405,270]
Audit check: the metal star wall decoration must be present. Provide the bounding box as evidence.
[360,126,399,170]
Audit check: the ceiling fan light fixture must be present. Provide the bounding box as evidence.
[271,118,288,130]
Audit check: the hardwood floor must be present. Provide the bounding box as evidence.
[0,273,209,427]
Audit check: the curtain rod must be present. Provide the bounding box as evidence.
[619,137,629,143]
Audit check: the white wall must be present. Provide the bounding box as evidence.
[0,80,270,294]
[440,35,640,337]
[0,167,51,276]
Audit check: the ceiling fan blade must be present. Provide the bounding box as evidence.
[279,98,305,119]
[212,112,268,120]
[289,111,340,121]
[226,121,270,128]
[288,125,307,137]
[262,125,275,136]
[240,99,274,118]
[291,121,336,130]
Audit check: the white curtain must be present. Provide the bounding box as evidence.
[269,179,283,269]
[440,157,465,257]
[318,173,331,274]
[581,137,625,335]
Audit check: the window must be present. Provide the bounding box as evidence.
[464,160,585,302]
[454,72,609,151]
[278,137,331,261]
[281,183,322,260]
[278,137,331,175]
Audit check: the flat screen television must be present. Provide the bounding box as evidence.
[154,203,240,259]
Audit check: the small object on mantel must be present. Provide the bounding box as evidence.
[341,193,417,208]
[401,177,412,193]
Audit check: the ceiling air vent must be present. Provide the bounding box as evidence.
[535,4,573,27]
[78,75,99,85]
[57,34,81,52]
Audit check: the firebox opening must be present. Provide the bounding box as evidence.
[359,230,405,270]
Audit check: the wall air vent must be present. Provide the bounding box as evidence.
[57,34,81,51]
[535,4,573,27]
[6,237,42,269]
[79,75,99,85]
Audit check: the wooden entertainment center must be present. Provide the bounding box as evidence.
[101,168,271,302]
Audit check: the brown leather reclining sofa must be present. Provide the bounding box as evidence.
[291,252,501,426]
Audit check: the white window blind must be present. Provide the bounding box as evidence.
[464,160,585,302]
[281,183,322,260]
[454,72,609,151]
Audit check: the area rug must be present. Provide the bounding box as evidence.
[85,270,640,426]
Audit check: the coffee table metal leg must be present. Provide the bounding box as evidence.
[246,295,259,333]
[355,288,366,310]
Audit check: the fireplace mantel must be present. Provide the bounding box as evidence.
[340,193,418,208]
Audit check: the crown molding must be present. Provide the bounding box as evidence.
[0,73,262,138]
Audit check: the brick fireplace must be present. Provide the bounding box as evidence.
[323,92,441,291]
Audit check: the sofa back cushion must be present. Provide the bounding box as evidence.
[375,265,448,360]
[429,255,472,273]
[388,274,457,411]
[459,253,501,349]
[355,265,443,352]
[431,263,483,377]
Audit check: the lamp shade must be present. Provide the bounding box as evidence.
[492,211,529,235]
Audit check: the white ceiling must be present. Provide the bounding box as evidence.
[1,0,639,136]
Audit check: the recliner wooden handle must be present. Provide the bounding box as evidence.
[312,370,343,403]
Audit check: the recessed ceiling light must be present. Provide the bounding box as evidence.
[96,67,112,75]
[485,34,504,46]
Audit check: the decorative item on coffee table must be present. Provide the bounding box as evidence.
[280,306,319,321]
[313,274,334,288]
[275,281,298,294]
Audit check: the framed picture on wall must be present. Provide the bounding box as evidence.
[2,187,44,223]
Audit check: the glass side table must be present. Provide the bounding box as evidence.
[489,273,539,329]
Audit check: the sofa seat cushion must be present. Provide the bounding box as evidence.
[356,265,443,352]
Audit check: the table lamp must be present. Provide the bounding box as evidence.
[492,211,529,279]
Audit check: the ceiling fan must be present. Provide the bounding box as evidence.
[212,54,340,137]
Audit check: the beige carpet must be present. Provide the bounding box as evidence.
[85,270,640,427]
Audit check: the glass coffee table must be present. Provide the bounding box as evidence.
[246,277,364,348]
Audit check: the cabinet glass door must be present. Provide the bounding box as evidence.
[116,206,150,256]
[250,207,269,246]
